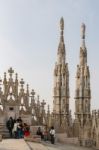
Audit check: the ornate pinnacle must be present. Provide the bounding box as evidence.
[60,17,64,31]
[81,23,86,39]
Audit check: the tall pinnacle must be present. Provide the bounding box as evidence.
[81,23,86,48]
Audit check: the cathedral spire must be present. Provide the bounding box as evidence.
[75,24,91,128]
[53,18,70,132]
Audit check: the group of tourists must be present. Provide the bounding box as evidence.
[6,117,30,138]
[6,116,55,144]
[36,126,55,144]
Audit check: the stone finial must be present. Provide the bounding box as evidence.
[8,67,14,77]
[20,78,24,85]
[20,78,24,88]
[81,23,86,39]
[41,99,46,107]
[31,89,35,97]
[60,17,64,31]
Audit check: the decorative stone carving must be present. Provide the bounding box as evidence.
[0,68,49,130]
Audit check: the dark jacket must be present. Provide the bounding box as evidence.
[6,119,14,130]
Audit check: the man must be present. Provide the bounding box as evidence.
[50,126,55,144]
[6,117,14,138]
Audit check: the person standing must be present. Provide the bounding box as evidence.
[50,126,55,144]
[36,127,43,139]
[6,117,14,138]
[13,119,19,138]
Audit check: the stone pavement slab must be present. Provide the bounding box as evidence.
[41,141,94,150]
[27,142,48,150]
[0,139,30,150]
[0,139,94,150]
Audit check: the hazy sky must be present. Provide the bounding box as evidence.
[0,0,98,114]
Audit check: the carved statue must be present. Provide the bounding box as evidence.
[81,23,86,39]
[60,17,64,31]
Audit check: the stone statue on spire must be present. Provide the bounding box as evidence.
[59,17,64,43]
[81,23,86,39]
[60,17,64,31]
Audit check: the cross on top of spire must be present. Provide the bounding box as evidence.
[8,67,14,74]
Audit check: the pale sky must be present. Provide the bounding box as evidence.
[0,0,98,115]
